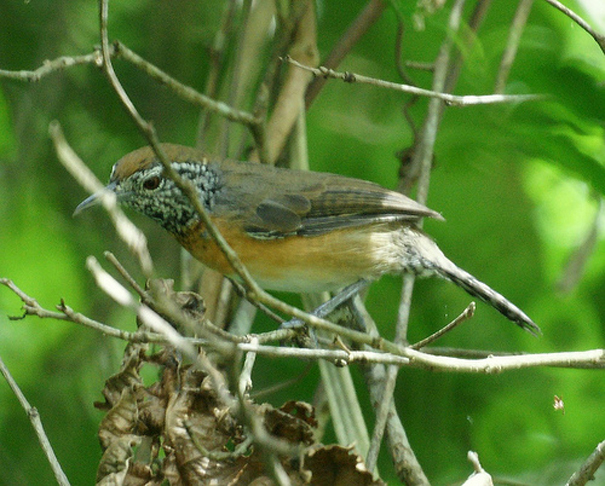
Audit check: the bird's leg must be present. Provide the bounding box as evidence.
[280,279,370,330]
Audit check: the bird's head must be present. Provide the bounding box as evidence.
[74,144,222,235]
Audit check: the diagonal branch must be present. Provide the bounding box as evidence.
[0,355,71,486]
[543,0,605,55]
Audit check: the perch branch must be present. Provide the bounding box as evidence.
[287,56,545,106]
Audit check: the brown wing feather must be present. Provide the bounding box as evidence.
[215,158,443,239]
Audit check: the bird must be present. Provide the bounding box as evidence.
[75,143,539,335]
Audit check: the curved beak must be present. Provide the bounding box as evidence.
[73,181,118,216]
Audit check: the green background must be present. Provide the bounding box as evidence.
[1,0,605,484]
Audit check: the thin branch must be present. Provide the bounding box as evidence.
[0,277,154,342]
[0,42,267,158]
[0,354,71,486]
[262,0,318,164]
[404,347,605,372]
[425,347,522,359]
[0,277,302,349]
[462,451,493,486]
[567,439,605,486]
[216,0,254,159]
[288,56,545,106]
[543,0,605,55]
[404,61,435,71]
[103,251,147,299]
[495,0,534,93]
[49,121,154,276]
[349,296,430,485]
[557,198,604,294]
[113,42,266,151]
[367,0,468,476]
[411,302,476,349]
[305,0,387,107]
[237,342,409,366]
[444,0,494,93]
[365,358,399,472]
[85,256,198,359]
[58,302,156,342]
[0,51,102,81]
[5,276,605,371]
[239,337,258,397]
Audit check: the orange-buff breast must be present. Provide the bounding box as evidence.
[176,220,399,293]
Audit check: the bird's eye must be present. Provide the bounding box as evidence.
[143,176,161,190]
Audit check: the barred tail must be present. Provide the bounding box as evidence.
[395,228,540,335]
[437,265,540,336]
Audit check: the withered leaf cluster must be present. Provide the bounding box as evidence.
[95,321,382,485]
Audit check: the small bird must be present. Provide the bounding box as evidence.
[75,144,539,335]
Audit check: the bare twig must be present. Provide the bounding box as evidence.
[113,42,266,151]
[288,56,545,106]
[103,251,147,299]
[462,451,493,486]
[0,41,267,155]
[364,359,397,472]
[495,0,534,93]
[0,51,102,81]
[0,277,348,353]
[404,347,605,372]
[216,0,255,159]
[0,355,71,486]
[0,278,157,342]
[49,121,154,276]
[262,0,318,164]
[557,198,604,294]
[239,337,258,397]
[349,296,429,485]
[566,439,605,486]
[86,256,198,359]
[404,61,435,71]
[196,0,239,151]
[305,0,387,107]
[411,302,476,349]
[543,0,605,55]
[5,276,605,371]
[366,0,468,477]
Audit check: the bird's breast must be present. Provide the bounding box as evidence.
[175,219,406,292]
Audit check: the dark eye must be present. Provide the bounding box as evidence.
[143,176,161,190]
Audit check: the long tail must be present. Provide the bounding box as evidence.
[401,228,540,335]
[437,265,540,336]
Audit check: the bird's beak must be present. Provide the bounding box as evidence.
[73,181,118,216]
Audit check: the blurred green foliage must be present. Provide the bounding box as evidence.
[1,0,605,484]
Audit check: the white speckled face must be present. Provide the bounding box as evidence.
[113,161,222,235]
